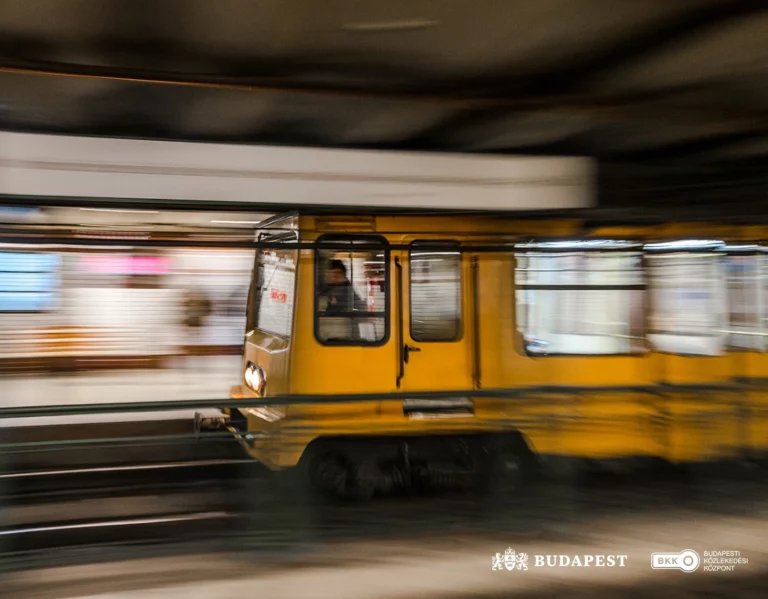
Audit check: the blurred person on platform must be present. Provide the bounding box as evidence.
[182,288,212,379]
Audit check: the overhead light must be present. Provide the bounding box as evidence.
[211,220,262,225]
[517,240,641,250]
[723,244,760,252]
[342,18,439,32]
[644,240,725,251]
[364,193,437,199]
[78,224,155,229]
[80,208,159,214]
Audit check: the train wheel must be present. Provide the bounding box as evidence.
[483,450,524,497]
[306,449,351,501]
[475,435,540,501]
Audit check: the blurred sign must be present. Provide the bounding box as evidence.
[80,255,170,275]
[0,251,60,311]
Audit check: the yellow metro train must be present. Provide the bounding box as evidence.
[210,212,768,497]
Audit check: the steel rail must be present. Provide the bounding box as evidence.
[3,235,761,252]
[0,512,233,537]
[0,432,236,451]
[0,236,520,251]
[0,459,254,480]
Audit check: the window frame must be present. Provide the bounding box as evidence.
[313,233,390,347]
[408,239,464,343]
[513,243,648,357]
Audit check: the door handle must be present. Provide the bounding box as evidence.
[403,344,421,364]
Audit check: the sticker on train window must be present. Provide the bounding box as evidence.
[270,289,288,303]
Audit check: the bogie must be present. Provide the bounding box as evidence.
[294,432,539,501]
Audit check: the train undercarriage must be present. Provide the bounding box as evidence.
[195,410,541,500]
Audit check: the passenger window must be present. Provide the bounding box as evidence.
[726,251,763,351]
[409,243,461,342]
[646,249,726,356]
[315,237,388,345]
[515,245,645,355]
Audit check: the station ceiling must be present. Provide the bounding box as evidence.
[0,1,767,220]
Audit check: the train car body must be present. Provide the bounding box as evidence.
[222,213,768,495]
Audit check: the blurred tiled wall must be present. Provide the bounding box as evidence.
[0,246,254,371]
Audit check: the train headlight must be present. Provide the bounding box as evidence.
[244,362,265,394]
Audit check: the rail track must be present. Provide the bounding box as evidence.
[2,451,767,562]
[1,412,767,573]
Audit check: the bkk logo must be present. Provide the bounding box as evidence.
[492,548,628,571]
[652,549,748,573]
[651,550,700,573]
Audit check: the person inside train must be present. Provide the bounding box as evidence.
[321,259,366,315]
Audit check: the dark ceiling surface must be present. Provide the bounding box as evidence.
[1,0,768,219]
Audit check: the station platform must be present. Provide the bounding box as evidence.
[0,356,243,470]
[0,355,239,428]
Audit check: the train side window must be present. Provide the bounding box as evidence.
[409,242,462,342]
[646,252,726,356]
[515,249,645,355]
[726,252,763,351]
[314,236,389,346]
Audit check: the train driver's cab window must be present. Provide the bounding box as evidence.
[515,241,645,355]
[410,242,462,342]
[315,237,388,345]
[646,241,727,356]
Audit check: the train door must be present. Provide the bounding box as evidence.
[397,241,474,392]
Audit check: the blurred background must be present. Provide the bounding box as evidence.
[1,1,768,598]
[0,206,266,405]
